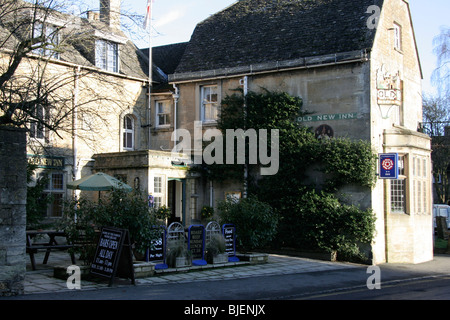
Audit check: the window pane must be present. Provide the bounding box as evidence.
[50,193,63,217]
[391,179,406,213]
[154,177,162,193]
[202,86,219,121]
[95,40,106,69]
[107,42,118,72]
[154,197,162,208]
[52,173,63,190]
[124,116,133,130]
[126,132,132,149]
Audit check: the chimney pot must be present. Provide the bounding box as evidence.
[87,11,99,21]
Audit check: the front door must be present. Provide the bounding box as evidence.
[168,179,185,225]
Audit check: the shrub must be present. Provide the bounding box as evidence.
[217,196,278,251]
[277,189,376,259]
[61,189,159,263]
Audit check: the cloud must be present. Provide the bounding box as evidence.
[154,8,186,28]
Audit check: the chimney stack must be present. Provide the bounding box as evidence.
[87,11,99,21]
[99,0,121,30]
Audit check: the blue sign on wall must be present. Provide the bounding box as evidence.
[379,153,399,179]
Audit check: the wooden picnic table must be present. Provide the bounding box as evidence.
[26,230,76,270]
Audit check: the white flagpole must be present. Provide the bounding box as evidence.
[146,0,153,149]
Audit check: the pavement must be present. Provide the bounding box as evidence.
[3,250,450,299]
[20,250,360,295]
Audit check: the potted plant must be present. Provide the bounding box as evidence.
[154,205,171,223]
[206,234,228,264]
[166,241,192,268]
[201,205,214,222]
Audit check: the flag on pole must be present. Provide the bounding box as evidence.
[143,0,153,30]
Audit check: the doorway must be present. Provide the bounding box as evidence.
[168,179,186,225]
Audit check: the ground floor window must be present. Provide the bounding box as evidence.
[42,172,65,217]
[153,176,163,208]
[390,155,407,213]
[412,155,430,214]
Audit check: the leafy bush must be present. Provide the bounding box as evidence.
[26,163,53,230]
[217,196,278,251]
[61,189,159,263]
[277,189,376,259]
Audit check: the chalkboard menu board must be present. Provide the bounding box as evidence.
[147,227,168,269]
[223,224,239,262]
[90,227,135,286]
[188,225,206,265]
[148,231,165,262]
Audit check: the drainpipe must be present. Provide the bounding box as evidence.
[240,76,249,198]
[73,66,80,185]
[172,83,179,151]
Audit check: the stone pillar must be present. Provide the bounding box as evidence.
[0,126,27,296]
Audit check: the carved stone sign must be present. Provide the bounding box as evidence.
[377,65,402,106]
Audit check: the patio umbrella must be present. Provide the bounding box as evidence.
[67,172,133,192]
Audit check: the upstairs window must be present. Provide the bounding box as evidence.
[201,85,219,122]
[156,101,170,127]
[123,115,134,150]
[95,39,118,73]
[32,22,60,59]
[393,23,402,51]
[30,104,47,141]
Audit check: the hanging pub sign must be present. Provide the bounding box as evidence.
[188,225,206,266]
[222,224,239,262]
[379,153,399,179]
[90,226,135,287]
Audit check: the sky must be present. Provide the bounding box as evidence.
[84,0,449,97]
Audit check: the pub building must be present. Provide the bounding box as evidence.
[20,0,432,265]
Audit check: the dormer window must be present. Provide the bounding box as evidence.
[32,22,60,59]
[95,39,119,73]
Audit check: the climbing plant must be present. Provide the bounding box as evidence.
[196,88,377,261]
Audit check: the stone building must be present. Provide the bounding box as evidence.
[157,0,432,264]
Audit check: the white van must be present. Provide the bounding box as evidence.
[433,204,450,230]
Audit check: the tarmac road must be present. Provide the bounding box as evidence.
[4,254,450,301]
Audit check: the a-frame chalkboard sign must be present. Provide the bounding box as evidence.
[90,226,135,287]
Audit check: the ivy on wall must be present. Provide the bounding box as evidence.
[196,88,377,261]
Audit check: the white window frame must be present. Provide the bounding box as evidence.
[95,39,119,73]
[32,22,60,59]
[39,171,65,218]
[156,100,171,127]
[30,104,47,141]
[390,155,407,214]
[123,115,134,150]
[413,156,429,214]
[201,85,219,123]
[153,176,164,208]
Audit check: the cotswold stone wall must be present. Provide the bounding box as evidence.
[0,126,27,296]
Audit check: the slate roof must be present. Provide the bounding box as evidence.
[147,42,188,75]
[174,0,384,75]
